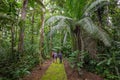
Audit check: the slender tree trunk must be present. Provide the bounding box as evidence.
[31,11,34,45]
[80,30,84,63]
[80,33,84,51]
[76,26,82,62]
[15,10,20,44]
[18,0,28,53]
[39,10,45,56]
[71,32,76,51]
[61,31,64,47]
[39,4,45,68]
[49,26,52,57]
[11,24,15,53]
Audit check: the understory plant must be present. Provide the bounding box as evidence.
[68,50,87,72]
[0,41,40,80]
[83,43,120,80]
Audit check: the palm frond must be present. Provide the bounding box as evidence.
[46,15,73,25]
[84,0,109,16]
[76,17,111,46]
[48,19,69,37]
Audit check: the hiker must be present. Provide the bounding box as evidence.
[53,52,57,63]
[52,51,54,60]
[58,51,62,63]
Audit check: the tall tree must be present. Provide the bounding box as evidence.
[46,0,111,58]
[18,0,28,53]
[39,0,46,68]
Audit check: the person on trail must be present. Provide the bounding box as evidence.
[58,51,62,63]
[52,51,54,60]
[53,52,57,63]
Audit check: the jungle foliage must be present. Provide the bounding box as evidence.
[0,0,120,80]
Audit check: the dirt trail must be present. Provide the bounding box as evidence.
[23,59,104,80]
[23,60,52,80]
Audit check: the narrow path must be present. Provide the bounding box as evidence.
[23,59,103,80]
[23,60,52,80]
[41,62,67,80]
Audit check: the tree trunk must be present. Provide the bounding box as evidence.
[18,0,28,53]
[74,25,82,51]
[39,4,45,68]
[11,24,15,53]
[31,11,34,45]
[71,34,77,51]
[76,26,82,62]
[73,25,85,62]
[61,31,64,47]
[49,26,53,57]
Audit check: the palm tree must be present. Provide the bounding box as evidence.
[46,0,111,58]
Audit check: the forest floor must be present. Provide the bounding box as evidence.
[23,59,103,80]
[23,59,52,80]
[64,60,104,80]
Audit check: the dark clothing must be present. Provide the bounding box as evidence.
[52,52,57,63]
[58,53,62,63]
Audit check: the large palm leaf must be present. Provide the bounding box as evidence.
[46,15,111,46]
[84,0,109,16]
[76,17,111,46]
[46,15,72,37]
[46,15,73,25]
[46,0,111,47]
[47,17,71,37]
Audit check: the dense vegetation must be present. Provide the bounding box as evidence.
[0,0,120,80]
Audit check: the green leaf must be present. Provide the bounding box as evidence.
[76,17,111,46]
